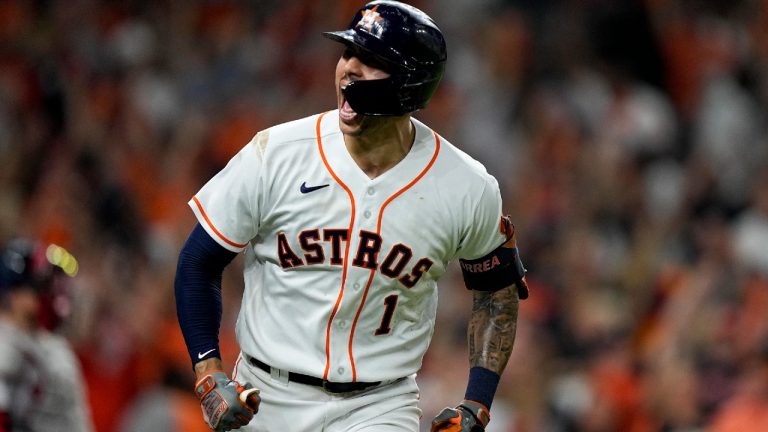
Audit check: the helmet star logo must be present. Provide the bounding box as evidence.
[356,6,384,37]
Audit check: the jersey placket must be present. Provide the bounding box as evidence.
[329,184,381,382]
[315,111,366,382]
[315,111,440,383]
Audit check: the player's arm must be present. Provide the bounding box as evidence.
[175,223,236,369]
[464,282,520,407]
[174,223,260,431]
[432,217,528,432]
[469,283,520,374]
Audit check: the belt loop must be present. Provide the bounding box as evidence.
[270,365,290,385]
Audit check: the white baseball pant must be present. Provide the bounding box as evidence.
[233,354,421,431]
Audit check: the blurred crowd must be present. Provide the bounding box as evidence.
[1,0,768,431]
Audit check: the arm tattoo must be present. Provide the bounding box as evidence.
[468,286,519,374]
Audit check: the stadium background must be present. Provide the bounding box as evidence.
[1,0,768,430]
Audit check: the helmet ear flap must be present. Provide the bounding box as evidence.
[398,69,443,112]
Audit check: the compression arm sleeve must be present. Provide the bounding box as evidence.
[175,223,238,365]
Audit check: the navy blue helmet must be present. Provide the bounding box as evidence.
[0,239,49,292]
[323,1,447,116]
[0,239,78,293]
[0,239,79,330]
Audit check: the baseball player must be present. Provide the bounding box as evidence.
[174,1,529,431]
[0,239,93,432]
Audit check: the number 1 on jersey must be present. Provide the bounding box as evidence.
[374,294,399,335]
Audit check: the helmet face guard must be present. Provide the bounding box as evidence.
[323,1,447,116]
[342,76,405,117]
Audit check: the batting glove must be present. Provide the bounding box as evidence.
[431,400,490,432]
[195,371,261,431]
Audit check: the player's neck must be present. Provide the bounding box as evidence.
[0,309,36,333]
[344,117,415,179]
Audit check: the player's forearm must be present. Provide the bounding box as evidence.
[468,285,519,374]
[175,224,237,366]
[194,357,225,380]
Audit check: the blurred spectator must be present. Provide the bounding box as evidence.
[0,239,93,432]
[709,342,768,432]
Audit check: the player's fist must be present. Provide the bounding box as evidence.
[431,400,490,432]
[195,371,261,431]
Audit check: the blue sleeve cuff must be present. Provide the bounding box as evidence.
[464,366,500,409]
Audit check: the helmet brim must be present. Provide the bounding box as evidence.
[322,30,357,46]
[322,29,413,72]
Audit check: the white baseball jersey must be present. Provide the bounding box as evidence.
[190,110,507,383]
[0,321,93,432]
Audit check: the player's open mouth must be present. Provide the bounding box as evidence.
[339,86,357,122]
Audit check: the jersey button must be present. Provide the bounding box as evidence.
[337,367,345,374]
[364,210,372,218]
[338,320,347,329]
[353,283,361,291]
[367,187,375,195]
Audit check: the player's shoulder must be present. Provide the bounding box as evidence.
[36,331,82,372]
[241,112,327,161]
[0,322,29,373]
[413,118,498,189]
[264,112,325,145]
[36,331,71,353]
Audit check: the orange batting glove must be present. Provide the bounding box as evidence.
[195,371,261,431]
[431,400,490,432]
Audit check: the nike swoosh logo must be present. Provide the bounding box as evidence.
[300,182,330,194]
[198,349,216,359]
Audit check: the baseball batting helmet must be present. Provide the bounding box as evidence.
[323,0,447,116]
[0,239,52,292]
[0,239,78,330]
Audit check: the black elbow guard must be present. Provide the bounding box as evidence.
[459,244,527,295]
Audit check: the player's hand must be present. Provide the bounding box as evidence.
[431,400,490,432]
[195,371,261,431]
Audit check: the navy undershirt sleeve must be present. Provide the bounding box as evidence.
[175,223,238,366]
